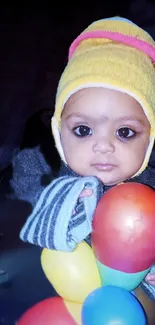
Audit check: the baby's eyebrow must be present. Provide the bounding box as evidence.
[116,116,146,125]
[65,113,88,120]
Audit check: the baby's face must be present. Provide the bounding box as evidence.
[61,88,150,186]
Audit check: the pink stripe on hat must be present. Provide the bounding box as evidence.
[69,31,155,63]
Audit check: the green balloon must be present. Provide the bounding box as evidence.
[96,260,150,291]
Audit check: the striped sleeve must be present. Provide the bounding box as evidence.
[20,175,102,251]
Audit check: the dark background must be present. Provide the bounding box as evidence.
[0,1,155,324]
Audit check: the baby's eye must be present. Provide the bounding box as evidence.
[116,127,136,139]
[73,125,92,137]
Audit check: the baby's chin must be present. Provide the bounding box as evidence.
[71,165,138,186]
[87,173,135,187]
[74,170,123,187]
[97,177,121,187]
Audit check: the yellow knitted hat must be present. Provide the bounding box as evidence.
[52,17,155,177]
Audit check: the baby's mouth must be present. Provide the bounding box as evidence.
[91,163,116,171]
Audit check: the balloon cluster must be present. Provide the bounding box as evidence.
[17,183,155,325]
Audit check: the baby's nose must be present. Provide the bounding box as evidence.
[92,136,115,154]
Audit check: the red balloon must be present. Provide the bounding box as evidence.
[17,297,77,325]
[91,183,155,273]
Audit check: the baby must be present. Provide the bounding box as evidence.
[20,17,155,299]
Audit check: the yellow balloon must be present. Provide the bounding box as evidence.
[64,300,82,325]
[41,241,101,303]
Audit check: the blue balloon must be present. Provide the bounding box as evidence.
[82,286,147,325]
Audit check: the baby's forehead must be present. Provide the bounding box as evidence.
[61,88,150,129]
[63,87,142,112]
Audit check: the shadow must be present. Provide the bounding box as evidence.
[20,108,61,176]
[0,109,59,313]
[0,108,61,250]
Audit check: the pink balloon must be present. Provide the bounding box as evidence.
[17,297,77,325]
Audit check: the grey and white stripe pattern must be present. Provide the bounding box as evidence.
[20,175,103,251]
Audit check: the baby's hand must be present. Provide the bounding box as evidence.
[80,188,93,198]
[145,273,155,286]
[72,188,93,215]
